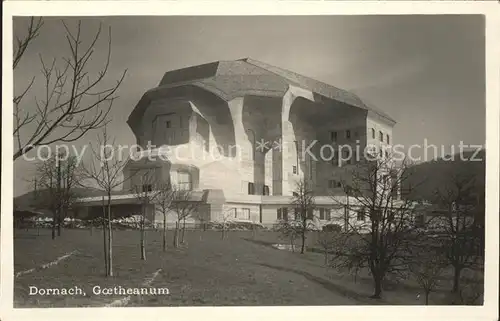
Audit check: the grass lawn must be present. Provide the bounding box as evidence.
[13,228,481,307]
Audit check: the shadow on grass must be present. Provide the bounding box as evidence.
[241,238,276,247]
[255,262,385,305]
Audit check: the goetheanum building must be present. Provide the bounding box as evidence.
[77,58,397,228]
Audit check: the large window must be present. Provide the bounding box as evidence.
[325,209,331,220]
[331,149,338,167]
[371,128,375,139]
[330,131,337,142]
[240,208,250,220]
[319,208,332,220]
[248,182,255,195]
[386,134,390,144]
[379,131,384,142]
[177,171,192,190]
[277,208,289,221]
[328,180,342,189]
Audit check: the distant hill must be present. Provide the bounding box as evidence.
[403,149,485,203]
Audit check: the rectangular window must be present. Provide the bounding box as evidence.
[330,131,337,142]
[283,208,289,221]
[346,130,351,139]
[386,134,390,144]
[263,185,270,196]
[166,121,171,128]
[241,208,250,220]
[292,166,297,174]
[307,208,314,219]
[325,209,331,221]
[331,150,337,167]
[379,131,383,142]
[372,128,375,139]
[177,171,192,190]
[232,208,237,219]
[357,207,366,221]
[248,182,255,195]
[319,208,325,220]
[277,208,282,220]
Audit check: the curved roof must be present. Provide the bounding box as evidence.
[128,58,396,127]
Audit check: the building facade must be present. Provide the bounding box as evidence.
[77,58,397,228]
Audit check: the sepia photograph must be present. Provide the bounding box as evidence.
[2,3,498,318]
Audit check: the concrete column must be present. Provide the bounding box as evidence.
[201,189,226,222]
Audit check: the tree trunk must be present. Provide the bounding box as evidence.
[57,215,62,236]
[107,199,113,277]
[162,214,167,252]
[300,230,306,254]
[181,218,186,244]
[371,275,383,299]
[452,266,462,293]
[324,249,328,265]
[425,290,430,305]
[102,201,108,275]
[51,210,56,240]
[173,221,179,247]
[140,223,146,260]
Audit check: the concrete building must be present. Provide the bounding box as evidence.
[76,58,397,228]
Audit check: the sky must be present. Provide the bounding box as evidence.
[12,15,486,196]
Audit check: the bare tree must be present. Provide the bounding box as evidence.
[409,246,446,305]
[317,230,339,266]
[218,208,235,240]
[330,155,426,299]
[432,171,483,294]
[13,18,127,161]
[131,170,160,260]
[33,152,81,239]
[80,127,134,277]
[169,188,199,247]
[290,179,316,254]
[154,183,174,252]
[274,219,300,253]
